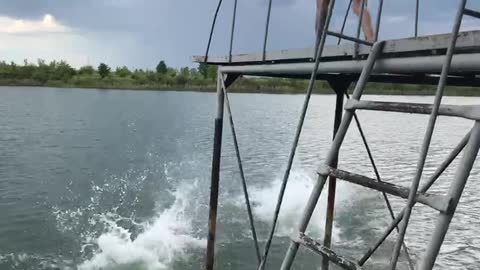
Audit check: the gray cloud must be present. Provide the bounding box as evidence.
[0,0,477,69]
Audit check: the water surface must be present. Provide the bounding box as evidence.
[0,86,478,269]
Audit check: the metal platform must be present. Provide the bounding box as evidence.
[193,31,480,87]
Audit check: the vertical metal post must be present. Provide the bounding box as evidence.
[263,0,273,61]
[419,122,480,270]
[322,80,350,270]
[229,0,238,63]
[354,0,366,58]
[280,41,385,270]
[374,0,384,42]
[389,1,466,268]
[205,71,225,270]
[415,0,420,37]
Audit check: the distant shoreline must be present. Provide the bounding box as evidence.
[0,59,477,96]
[0,81,479,96]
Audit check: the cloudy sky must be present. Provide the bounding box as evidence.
[0,0,478,69]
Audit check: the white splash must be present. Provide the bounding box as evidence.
[250,170,355,240]
[78,181,206,270]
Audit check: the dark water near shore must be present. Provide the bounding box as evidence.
[0,86,478,270]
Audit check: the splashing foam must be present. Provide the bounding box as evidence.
[250,170,354,240]
[78,181,206,270]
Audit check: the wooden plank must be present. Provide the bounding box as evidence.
[192,30,480,64]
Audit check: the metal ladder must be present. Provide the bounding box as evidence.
[257,0,376,269]
[279,0,480,269]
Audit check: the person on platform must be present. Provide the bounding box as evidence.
[316,0,374,41]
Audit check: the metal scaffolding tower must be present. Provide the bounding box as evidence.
[196,0,480,269]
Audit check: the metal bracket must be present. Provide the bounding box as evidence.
[222,72,241,89]
[327,76,353,95]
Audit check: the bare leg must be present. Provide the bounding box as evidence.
[315,0,330,33]
[352,0,374,41]
[316,0,320,32]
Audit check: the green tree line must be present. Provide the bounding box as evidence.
[0,59,219,89]
[0,59,477,96]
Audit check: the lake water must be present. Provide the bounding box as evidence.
[0,86,478,270]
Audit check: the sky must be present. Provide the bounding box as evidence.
[0,0,478,69]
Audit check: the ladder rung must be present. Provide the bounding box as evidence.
[293,233,363,270]
[318,166,447,212]
[326,31,374,46]
[345,100,480,121]
[464,8,480,19]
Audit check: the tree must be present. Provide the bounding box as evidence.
[156,60,167,74]
[8,61,18,79]
[32,59,50,83]
[198,62,208,78]
[175,74,188,85]
[37,59,46,67]
[166,68,177,78]
[19,59,35,79]
[198,63,217,80]
[132,69,148,84]
[179,67,190,79]
[79,65,95,75]
[146,70,157,82]
[98,63,111,79]
[206,65,218,80]
[115,66,131,78]
[32,68,49,83]
[49,60,75,81]
[189,68,199,79]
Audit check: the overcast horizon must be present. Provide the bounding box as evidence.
[0,0,478,70]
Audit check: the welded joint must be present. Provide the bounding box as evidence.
[417,193,449,213]
[444,197,459,216]
[327,77,353,95]
[318,164,331,176]
[219,72,241,89]
[460,105,480,121]
[344,99,358,111]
